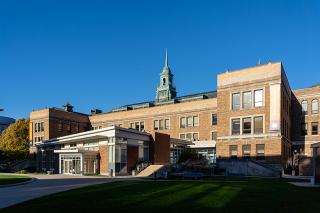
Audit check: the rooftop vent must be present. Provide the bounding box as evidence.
[63,102,74,112]
[91,109,103,115]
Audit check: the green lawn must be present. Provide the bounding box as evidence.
[2,178,320,213]
[0,175,31,186]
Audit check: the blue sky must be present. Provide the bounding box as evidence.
[0,0,319,119]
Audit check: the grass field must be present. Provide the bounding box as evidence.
[0,175,30,186]
[2,178,320,213]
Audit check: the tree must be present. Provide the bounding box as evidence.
[0,118,29,161]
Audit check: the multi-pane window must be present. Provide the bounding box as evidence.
[180,115,199,128]
[193,116,199,127]
[180,117,186,128]
[179,132,199,141]
[242,117,252,134]
[301,123,308,136]
[256,144,265,160]
[242,144,251,158]
[34,122,44,132]
[187,116,193,127]
[312,99,318,114]
[242,91,252,109]
[232,93,240,110]
[159,120,164,130]
[154,120,159,130]
[302,101,308,115]
[212,114,217,125]
[34,136,43,143]
[154,119,170,130]
[165,119,170,129]
[211,132,217,140]
[130,121,144,131]
[254,90,263,107]
[230,145,238,158]
[254,116,263,134]
[232,118,240,135]
[312,122,318,135]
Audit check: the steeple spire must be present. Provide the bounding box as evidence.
[165,48,168,67]
[156,48,176,103]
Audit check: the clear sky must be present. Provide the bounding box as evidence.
[1,0,319,119]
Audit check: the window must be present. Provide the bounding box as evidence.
[193,133,199,141]
[211,132,217,140]
[186,133,192,140]
[230,145,238,158]
[256,144,265,160]
[312,99,318,114]
[179,134,185,139]
[254,90,263,107]
[163,78,166,85]
[165,119,170,129]
[154,119,170,130]
[242,145,251,158]
[301,123,308,136]
[154,120,159,130]
[242,91,252,109]
[179,132,199,141]
[254,116,263,134]
[180,117,186,128]
[232,119,240,135]
[312,122,318,135]
[135,122,140,130]
[58,122,63,132]
[130,121,144,131]
[302,101,308,115]
[34,122,44,132]
[187,116,193,127]
[140,122,145,131]
[232,93,240,110]
[242,117,252,134]
[212,114,217,125]
[193,116,199,127]
[75,124,79,133]
[180,116,198,128]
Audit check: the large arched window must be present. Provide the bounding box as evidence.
[312,99,319,114]
[301,100,308,115]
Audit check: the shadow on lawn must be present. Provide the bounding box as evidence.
[2,178,320,213]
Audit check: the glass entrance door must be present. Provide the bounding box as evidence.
[60,154,82,175]
[63,160,73,174]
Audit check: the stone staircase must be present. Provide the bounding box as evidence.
[136,164,164,177]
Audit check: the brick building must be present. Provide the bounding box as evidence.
[30,51,320,176]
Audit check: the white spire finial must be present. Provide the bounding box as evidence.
[165,48,168,67]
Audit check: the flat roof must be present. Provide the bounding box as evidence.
[36,126,151,146]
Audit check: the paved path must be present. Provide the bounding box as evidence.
[0,173,139,209]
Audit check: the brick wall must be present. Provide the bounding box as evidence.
[99,145,108,175]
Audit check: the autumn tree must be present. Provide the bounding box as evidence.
[0,118,29,161]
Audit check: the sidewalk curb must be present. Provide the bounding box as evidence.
[0,177,37,188]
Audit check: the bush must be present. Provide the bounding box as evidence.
[16,169,29,174]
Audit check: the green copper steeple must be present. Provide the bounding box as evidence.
[155,49,177,103]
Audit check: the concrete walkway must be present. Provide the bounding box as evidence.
[0,173,139,209]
